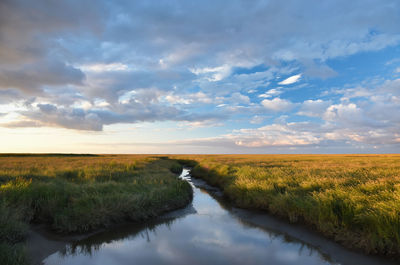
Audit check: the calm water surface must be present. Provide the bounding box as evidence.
[42,169,396,265]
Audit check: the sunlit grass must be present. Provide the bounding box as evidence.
[0,155,191,265]
[2,153,399,261]
[173,154,400,256]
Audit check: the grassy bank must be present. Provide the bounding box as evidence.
[0,155,192,265]
[173,154,400,257]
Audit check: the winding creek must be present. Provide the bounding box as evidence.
[29,168,398,265]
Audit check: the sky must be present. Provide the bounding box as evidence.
[0,0,400,154]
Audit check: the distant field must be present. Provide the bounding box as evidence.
[173,154,400,256]
[0,155,191,265]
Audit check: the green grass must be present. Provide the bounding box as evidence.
[3,153,400,261]
[0,155,191,265]
[0,243,27,265]
[173,154,400,257]
[0,201,28,265]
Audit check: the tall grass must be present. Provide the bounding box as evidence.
[0,201,28,265]
[173,154,400,257]
[0,155,191,264]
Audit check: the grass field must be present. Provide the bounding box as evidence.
[173,154,400,257]
[0,155,192,265]
[1,154,400,263]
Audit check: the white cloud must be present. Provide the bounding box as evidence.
[250,115,268,124]
[94,99,110,108]
[298,99,331,117]
[179,119,224,129]
[159,43,202,68]
[231,122,321,147]
[80,63,130,72]
[164,94,192,105]
[258,89,282,98]
[230,92,250,105]
[278,74,302,85]
[261,98,294,112]
[323,103,362,123]
[190,65,232,81]
[177,78,400,150]
[190,92,214,104]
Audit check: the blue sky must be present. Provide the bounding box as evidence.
[0,0,400,153]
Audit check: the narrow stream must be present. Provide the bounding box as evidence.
[38,169,397,265]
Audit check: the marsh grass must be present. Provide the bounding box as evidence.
[3,153,399,261]
[0,155,191,264]
[0,201,28,265]
[173,154,400,256]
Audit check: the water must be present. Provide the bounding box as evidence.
[41,169,397,265]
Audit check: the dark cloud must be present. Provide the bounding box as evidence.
[83,69,196,103]
[2,0,399,95]
[0,0,105,65]
[37,103,57,113]
[0,60,85,94]
[0,0,103,95]
[0,89,22,104]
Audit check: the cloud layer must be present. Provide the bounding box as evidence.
[1,0,400,152]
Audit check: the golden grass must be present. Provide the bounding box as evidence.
[172,154,400,256]
[0,154,192,265]
[2,153,400,260]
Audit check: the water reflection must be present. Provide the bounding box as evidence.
[42,169,395,265]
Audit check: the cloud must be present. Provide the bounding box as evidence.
[261,98,294,112]
[82,69,196,104]
[298,99,331,117]
[190,65,232,81]
[250,115,267,124]
[231,122,321,147]
[0,89,22,104]
[258,89,282,98]
[0,0,400,156]
[323,103,361,122]
[2,0,399,99]
[278,74,302,85]
[173,77,400,151]
[325,78,400,128]
[164,94,192,105]
[0,0,103,96]
[229,92,250,105]
[302,60,337,79]
[179,119,224,129]
[0,60,85,94]
[1,120,44,128]
[37,103,58,113]
[80,63,130,72]
[5,91,226,131]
